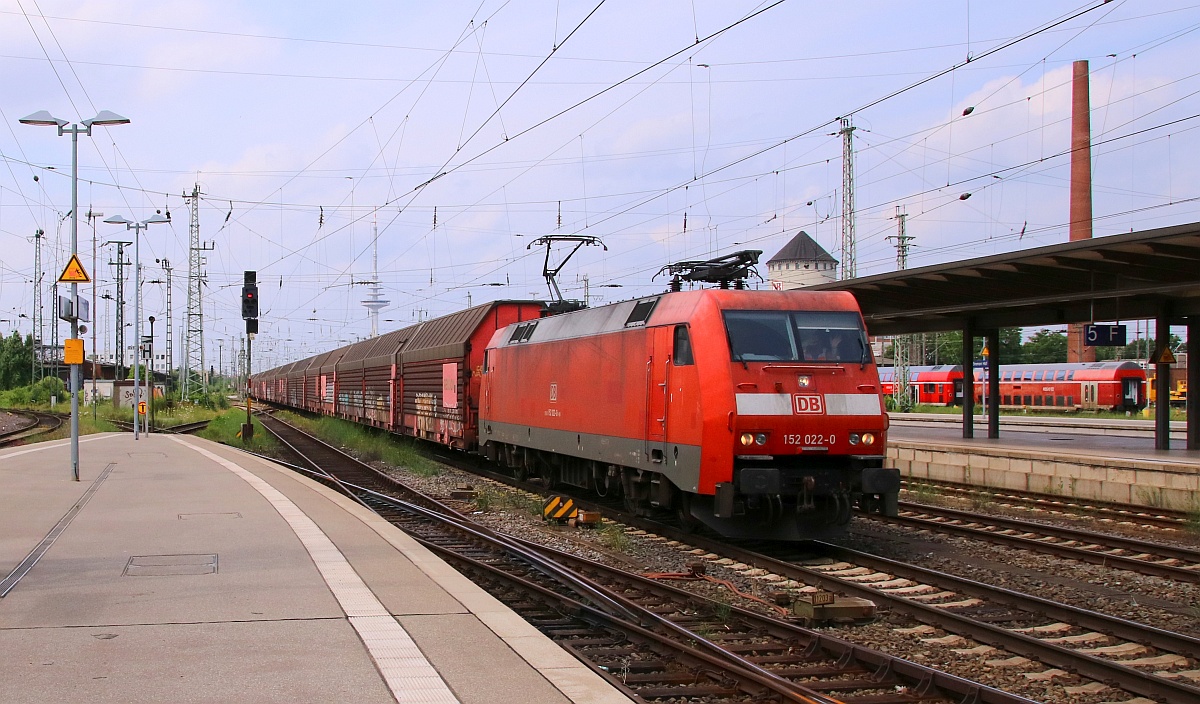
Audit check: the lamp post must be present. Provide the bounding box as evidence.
[21,110,129,481]
[104,213,169,440]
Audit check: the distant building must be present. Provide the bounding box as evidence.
[766,230,838,289]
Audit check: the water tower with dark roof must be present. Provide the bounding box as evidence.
[766,230,838,289]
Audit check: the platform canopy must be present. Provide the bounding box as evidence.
[809,221,1200,337]
[809,220,1200,450]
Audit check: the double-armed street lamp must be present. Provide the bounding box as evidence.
[20,110,129,481]
[105,213,169,440]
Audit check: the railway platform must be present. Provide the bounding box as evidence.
[889,415,1200,512]
[0,432,630,704]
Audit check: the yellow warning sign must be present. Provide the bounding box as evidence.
[58,254,91,283]
[1150,346,1177,365]
[138,401,147,415]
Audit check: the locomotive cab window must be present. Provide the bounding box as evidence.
[673,326,694,366]
[723,310,869,363]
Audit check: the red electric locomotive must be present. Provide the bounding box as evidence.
[253,251,900,540]
[479,282,899,539]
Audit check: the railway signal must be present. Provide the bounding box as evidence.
[241,271,259,320]
[241,270,257,442]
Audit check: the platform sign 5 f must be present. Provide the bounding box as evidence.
[1085,324,1126,347]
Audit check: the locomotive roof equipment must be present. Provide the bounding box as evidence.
[527,234,606,315]
[655,250,763,291]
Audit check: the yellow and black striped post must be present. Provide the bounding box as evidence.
[542,496,577,523]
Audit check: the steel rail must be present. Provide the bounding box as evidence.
[901,478,1191,530]
[634,524,1200,704]
[256,413,1028,704]
[868,503,1200,583]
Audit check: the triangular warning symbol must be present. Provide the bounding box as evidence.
[1150,346,1177,365]
[58,254,91,283]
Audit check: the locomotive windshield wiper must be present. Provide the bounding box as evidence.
[858,337,868,369]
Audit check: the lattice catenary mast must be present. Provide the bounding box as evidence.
[887,207,915,410]
[106,240,131,379]
[32,228,44,380]
[182,184,214,401]
[839,116,857,280]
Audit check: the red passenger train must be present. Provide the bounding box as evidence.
[253,279,900,541]
[878,365,963,405]
[877,362,1147,412]
[973,362,1146,412]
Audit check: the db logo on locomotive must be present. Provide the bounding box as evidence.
[793,394,824,414]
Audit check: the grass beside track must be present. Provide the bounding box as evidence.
[199,409,280,453]
[276,411,439,476]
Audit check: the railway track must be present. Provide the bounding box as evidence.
[110,418,212,434]
[862,502,1200,584]
[902,478,1194,532]
[0,410,63,447]
[410,444,1200,702]
[621,526,1200,704]
[257,412,1029,704]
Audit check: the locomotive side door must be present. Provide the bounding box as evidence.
[645,327,670,463]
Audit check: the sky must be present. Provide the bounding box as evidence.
[2,0,1199,371]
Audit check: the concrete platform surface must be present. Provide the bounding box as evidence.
[0,433,631,704]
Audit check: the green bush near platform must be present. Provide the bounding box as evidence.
[277,411,438,477]
[199,409,279,453]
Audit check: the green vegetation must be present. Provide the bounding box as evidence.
[1185,508,1200,536]
[904,481,941,505]
[711,595,733,624]
[0,376,66,407]
[0,374,227,444]
[277,411,438,476]
[0,332,34,390]
[598,521,631,551]
[198,409,279,453]
[473,486,500,512]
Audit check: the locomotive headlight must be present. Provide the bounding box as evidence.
[797,374,812,388]
[861,433,876,446]
[755,433,768,445]
[740,433,755,446]
[849,433,860,445]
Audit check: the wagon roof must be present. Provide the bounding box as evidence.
[305,348,343,373]
[403,300,541,364]
[338,326,421,371]
[333,336,379,371]
[364,325,421,366]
